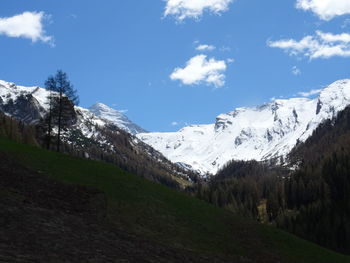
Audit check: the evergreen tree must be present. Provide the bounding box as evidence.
[44,70,79,152]
[44,76,56,149]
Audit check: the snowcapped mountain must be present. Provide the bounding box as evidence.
[0,80,49,109]
[137,79,350,175]
[0,80,146,136]
[0,79,140,161]
[0,80,50,123]
[89,103,147,135]
[0,79,193,187]
[4,77,350,178]
[0,80,105,142]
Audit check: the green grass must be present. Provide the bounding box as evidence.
[1,137,349,263]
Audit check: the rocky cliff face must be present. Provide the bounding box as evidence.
[0,81,48,123]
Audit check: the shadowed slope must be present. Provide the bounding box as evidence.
[0,137,349,262]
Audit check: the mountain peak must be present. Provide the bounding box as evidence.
[90,102,114,110]
[89,103,123,118]
[89,103,147,135]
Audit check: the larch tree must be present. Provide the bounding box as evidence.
[44,76,56,150]
[45,70,79,152]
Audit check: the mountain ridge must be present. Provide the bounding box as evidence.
[0,80,146,135]
[3,78,350,177]
[137,79,350,175]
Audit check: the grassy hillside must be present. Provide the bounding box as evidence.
[1,137,349,263]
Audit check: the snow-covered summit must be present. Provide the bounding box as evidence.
[0,80,147,135]
[89,103,147,135]
[137,79,350,176]
[0,80,50,110]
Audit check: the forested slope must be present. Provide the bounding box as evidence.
[197,106,350,254]
[0,136,349,262]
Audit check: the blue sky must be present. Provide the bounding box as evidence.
[1,0,350,132]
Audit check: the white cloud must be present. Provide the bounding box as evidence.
[297,88,322,97]
[170,54,227,87]
[268,31,350,59]
[110,104,128,113]
[164,0,234,21]
[0,11,53,44]
[317,31,350,42]
[171,121,179,126]
[196,44,216,51]
[292,66,301,75]
[220,46,231,52]
[296,0,350,20]
[342,18,350,28]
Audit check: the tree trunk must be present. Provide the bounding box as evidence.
[47,91,52,150]
[57,91,63,152]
